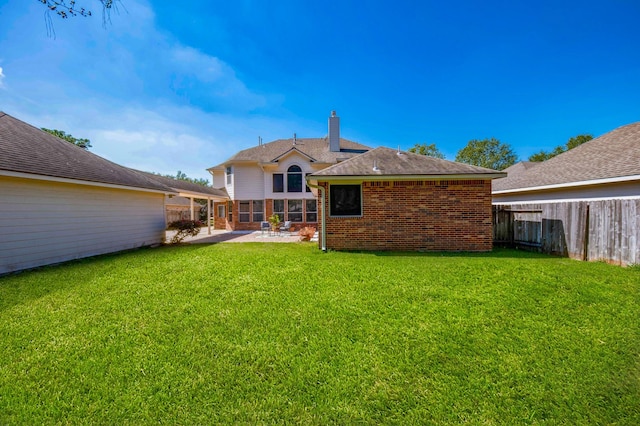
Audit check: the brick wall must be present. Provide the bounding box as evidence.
[319,179,493,251]
[215,199,318,231]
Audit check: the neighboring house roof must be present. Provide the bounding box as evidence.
[0,112,172,193]
[501,161,538,177]
[493,122,640,193]
[209,137,371,169]
[309,147,506,180]
[136,170,228,199]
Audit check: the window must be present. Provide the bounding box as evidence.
[287,165,303,192]
[252,200,264,222]
[305,173,312,193]
[217,204,225,218]
[239,200,250,223]
[273,199,285,222]
[272,173,284,193]
[226,166,233,185]
[305,199,317,223]
[288,199,303,222]
[227,201,233,222]
[330,184,362,216]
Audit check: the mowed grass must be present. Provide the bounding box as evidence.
[0,244,638,424]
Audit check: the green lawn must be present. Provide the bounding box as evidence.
[1,244,638,424]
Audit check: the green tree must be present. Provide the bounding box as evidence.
[455,138,517,170]
[528,134,593,162]
[42,128,92,150]
[163,170,210,187]
[408,143,445,159]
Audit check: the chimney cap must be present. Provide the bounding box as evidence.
[331,110,337,117]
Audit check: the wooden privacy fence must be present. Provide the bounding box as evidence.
[493,199,639,266]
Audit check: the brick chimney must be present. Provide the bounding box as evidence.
[328,110,340,152]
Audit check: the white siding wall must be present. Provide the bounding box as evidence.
[232,165,265,200]
[211,170,225,189]
[0,176,166,274]
[264,154,318,201]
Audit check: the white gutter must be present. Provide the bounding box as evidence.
[492,174,640,195]
[0,169,176,196]
[314,173,506,182]
[305,177,327,252]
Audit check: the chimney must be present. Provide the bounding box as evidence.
[328,110,340,152]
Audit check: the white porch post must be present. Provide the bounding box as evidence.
[190,197,195,221]
[207,197,212,235]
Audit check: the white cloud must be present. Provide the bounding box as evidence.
[0,66,5,88]
[0,1,315,183]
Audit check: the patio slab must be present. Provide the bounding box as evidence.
[165,228,305,244]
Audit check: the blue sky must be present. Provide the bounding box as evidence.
[1,1,639,181]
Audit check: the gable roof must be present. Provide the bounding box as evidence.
[0,112,172,193]
[493,122,640,193]
[309,147,506,180]
[209,137,370,170]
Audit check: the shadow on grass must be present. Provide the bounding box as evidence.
[0,247,157,313]
[358,247,561,261]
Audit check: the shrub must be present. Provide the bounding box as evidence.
[167,220,203,244]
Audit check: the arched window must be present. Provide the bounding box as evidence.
[287,165,303,192]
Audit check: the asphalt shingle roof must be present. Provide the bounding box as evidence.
[210,137,370,169]
[493,122,640,192]
[310,147,505,178]
[0,112,171,192]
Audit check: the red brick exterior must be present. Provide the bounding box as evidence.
[213,199,318,232]
[319,179,493,251]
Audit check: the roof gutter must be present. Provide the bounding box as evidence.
[305,176,327,252]
[492,174,640,195]
[310,173,506,182]
[0,169,176,195]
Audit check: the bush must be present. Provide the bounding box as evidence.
[167,220,203,244]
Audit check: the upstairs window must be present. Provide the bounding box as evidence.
[226,166,233,185]
[287,165,303,193]
[273,173,284,193]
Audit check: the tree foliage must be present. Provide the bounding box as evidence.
[42,128,92,150]
[39,0,120,36]
[158,170,210,187]
[528,134,593,162]
[455,138,517,170]
[408,143,445,159]
[39,0,116,18]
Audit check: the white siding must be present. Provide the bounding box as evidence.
[493,180,640,204]
[232,165,265,200]
[211,170,225,189]
[0,176,166,274]
[264,154,319,201]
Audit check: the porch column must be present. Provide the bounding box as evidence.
[207,197,212,235]
[190,197,195,221]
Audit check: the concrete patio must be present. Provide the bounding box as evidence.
[164,228,308,244]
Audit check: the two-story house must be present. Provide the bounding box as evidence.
[208,112,370,231]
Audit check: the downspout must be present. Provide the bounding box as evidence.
[305,177,327,252]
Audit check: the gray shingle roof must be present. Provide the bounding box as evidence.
[0,112,173,192]
[209,137,370,169]
[310,147,505,178]
[493,122,640,192]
